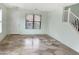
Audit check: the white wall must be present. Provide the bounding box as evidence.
[0,4,7,41]
[48,6,79,52]
[7,8,48,34]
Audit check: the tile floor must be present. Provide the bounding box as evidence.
[0,34,78,55]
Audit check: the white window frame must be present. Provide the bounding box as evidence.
[0,9,2,33]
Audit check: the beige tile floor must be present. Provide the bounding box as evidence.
[0,34,78,55]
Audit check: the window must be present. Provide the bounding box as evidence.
[0,9,2,33]
[25,14,41,29]
[63,10,68,22]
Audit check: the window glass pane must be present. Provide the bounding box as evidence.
[26,15,33,21]
[34,15,40,21]
[0,23,2,33]
[25,21,33,29]
[34,22,40,29]
[63,10,68,22]
[0,9,2,21]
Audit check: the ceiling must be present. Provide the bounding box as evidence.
[3,3,75,12]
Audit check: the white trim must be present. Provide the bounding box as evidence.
[68,8,71,23]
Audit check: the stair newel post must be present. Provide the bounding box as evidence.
[68,8,71,23]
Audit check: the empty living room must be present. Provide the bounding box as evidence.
[0,3,79,55]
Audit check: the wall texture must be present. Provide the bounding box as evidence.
[7,8,48,34]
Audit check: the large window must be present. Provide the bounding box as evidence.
[25,14,41,29]
[0,9,2,33]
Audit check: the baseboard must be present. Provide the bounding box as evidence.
[0,34,8,42]
[47,34,79,54]
[7,34,48,36]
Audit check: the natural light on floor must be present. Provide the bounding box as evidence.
[24,38,40,49]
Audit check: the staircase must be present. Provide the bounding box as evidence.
[63,8,79,32]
